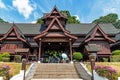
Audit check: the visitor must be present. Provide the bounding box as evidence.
[57,57,60,63]
[61,52,68,63]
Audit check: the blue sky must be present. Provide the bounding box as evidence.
[0,0,120,23]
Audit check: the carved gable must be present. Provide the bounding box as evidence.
[50,20,61,30]
[84,24,115,43]
[0,24,27,44]
[95,30,102,36]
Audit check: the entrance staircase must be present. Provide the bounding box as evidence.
[32,63,82,80]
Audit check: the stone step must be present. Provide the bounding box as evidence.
[31,79,83,80]
[32,63,81,79]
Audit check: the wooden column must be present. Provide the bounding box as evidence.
[38,39,41,62]
[69,39,72,62]
[26,51,29,62]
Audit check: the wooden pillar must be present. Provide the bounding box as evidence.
[69,38,73,62]
[108,56,111,62]
[38,39,41,62]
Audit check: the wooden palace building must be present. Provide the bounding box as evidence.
[0,6,119,62]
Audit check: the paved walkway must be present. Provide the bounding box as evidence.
[32,63,82,79]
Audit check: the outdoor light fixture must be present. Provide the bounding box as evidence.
[39,38,41,40]
[59,42,62,45]
[89,54,96,80]
[48,43,50,45]
[69,38,72,41]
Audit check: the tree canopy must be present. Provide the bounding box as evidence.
[37,10,80,24]
[0,17,6,23]
[37,18,43,24]
[92,13,120,28]
[60,10,80,24]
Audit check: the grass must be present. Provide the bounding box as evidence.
[85,62,120,78]
[0,62,30,78]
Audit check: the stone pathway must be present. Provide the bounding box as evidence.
[32,63,82,79]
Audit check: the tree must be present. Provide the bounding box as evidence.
[113,20,120,29]
[37,10,80,24]
[60,10,80,24]
[92,13,118,23]
[92,13,120,28]
[0,17,7,23]
[36,18,43,24]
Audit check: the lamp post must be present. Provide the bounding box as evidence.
[89,54,96,80]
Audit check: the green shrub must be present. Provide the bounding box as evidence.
[0,52,10,62]
[73,52,83,62]
[111,55,120,62]
[103,58,108,62]
[0,54,3,61]
[2,52,10,58]
[14,55,21,62]
[2,57,10,62]
[112,50,120,55]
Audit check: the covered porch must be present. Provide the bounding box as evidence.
[36,38,74,63]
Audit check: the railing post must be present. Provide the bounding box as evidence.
[91,59,95,80]
[21,59,26,80]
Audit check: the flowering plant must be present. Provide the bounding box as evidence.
[94,65,117,80]
[0,65,10,80]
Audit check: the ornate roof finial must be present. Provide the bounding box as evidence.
[13,21,14,25]
[95,22,99,27]
[12,21,16,27]
[54,5,57,8]
[53,5,58,10]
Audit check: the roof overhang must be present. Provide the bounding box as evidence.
[85,44,100,52]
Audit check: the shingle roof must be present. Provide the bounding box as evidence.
[0,23,119,35]
[66,24,95,34]
[15,24,26,39]
[0,23,41,34]
[66,23,119,34]
[115,32,120,41]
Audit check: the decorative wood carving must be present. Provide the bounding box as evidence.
[42,38,68,42]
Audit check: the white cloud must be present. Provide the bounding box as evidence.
[103,7,117,14]
[31,20,36,24]
[0,0,6,9]
[83,0,120,23]
[12,0,34,19]
[74,15,80,20]
[33,12,40,19]
[102,0,120,19]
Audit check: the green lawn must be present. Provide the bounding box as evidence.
[0,62,30,78]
